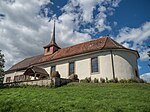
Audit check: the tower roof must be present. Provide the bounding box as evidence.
[43,22,60,48]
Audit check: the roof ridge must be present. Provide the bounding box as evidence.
[9,54,43,70]
[101,36,109,49]
[110,38,126,48]
[61,36,107,50]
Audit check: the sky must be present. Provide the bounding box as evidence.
[0,0,150,81]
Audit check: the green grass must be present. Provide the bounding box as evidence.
[0,83,150,112]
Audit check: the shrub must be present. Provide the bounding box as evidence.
[108,79,114,83]
[100,78,105,83]
[93,78,99,83]
[50,79,55,88]
[127,79,138,83]
[139,79,145,83]
[84,77,91,83]
[114,77,118,83]
[137,78,145,83]
[106,78,118,83]
[68,74,79,81]
[80,79,86,83]
[119,79,127,83]
[105,77,109,83]
[80,77,91,83]
[51,71,60,78]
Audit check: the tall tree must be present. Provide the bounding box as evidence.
[0,50,5,76]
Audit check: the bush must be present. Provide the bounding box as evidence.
[80,77,91,83]
[51,71,60,78]
[80,79,86,83]
[85,77,91,83]
[105,77,109,83]
[138,78,145,83]
[108,79,114,83]
[93,78,99,83]
[114,78,118,83]
[119,79,127,83]
[100,78,105,83]
[127,79,138,83]
[50,79,55,88]
[68,74,79,81]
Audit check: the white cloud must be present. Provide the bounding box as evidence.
[0,0,52,70]
[0,0,121,70]
[138,65,141,70]
[61,0,121,34]
[116,22,150,61]
[140,73,150,83]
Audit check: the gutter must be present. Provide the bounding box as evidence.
[110,50,115,80]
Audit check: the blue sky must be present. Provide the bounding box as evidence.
[0,0,150,80]
[41,0,150,75]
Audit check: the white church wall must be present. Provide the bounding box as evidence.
[3,72,15,83]
[4,49,139,83]
[98,51,114,80]
[48,50,138,81]
[113,50,138,80]
[56,63,69,78]
[76,58,91,79]
[3,70,25,83]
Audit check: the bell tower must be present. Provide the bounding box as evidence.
[43,22,60,55]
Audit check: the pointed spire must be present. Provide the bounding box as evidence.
[43,20,60,55]
[50,21,56,45]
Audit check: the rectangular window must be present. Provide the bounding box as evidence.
[25,75,30,80]
[14,76,19,82]
[19,75,24,81]
[51,66,56,73]
[6,77,11,82]
[91,57,99,73]
[47,47,50,52]
[69,62,75,75]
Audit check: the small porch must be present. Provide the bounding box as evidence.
[23,66,49,80]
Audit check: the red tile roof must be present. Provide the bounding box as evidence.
[7,37,139,72]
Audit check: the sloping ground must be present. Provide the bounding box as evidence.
[0,83,150,112]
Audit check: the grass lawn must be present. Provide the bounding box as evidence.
[0,83,150,112]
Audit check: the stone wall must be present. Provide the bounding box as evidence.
[3,78,72,87]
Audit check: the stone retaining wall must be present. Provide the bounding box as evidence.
[3,78,73,87]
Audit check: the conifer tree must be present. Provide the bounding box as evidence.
[0,50,5,77]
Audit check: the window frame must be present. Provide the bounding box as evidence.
[14,75,19,82]
[69,62,75,76]
[19,75,24,81]
[51,65,56,74]
[91,57,99,74]
[6,77,11,83]
[47,47,50,52]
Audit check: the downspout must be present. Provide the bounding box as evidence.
[110,50,115,80]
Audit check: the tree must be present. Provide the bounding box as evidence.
[0,50,5,77]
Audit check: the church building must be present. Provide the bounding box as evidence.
[3,23,139,83]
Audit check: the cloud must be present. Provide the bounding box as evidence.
[116,22,150,61]
[0,0,51,69]
[140,73,150,83]
[60,0,121,34]
[0,0,121,70]
[138,65,141,70]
